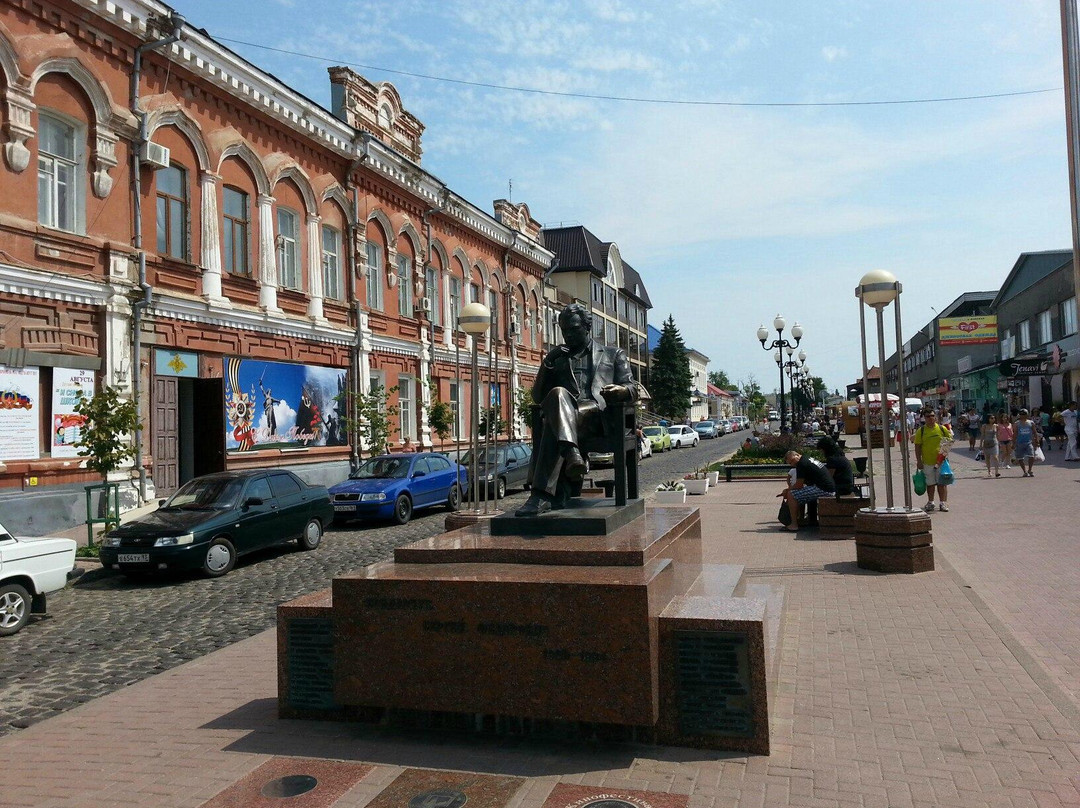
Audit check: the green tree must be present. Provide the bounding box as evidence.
[478,406,507,437]
[351,382,399,457]
[74,385,142,479]
[425,382,454,451]
[511,385,534,439]
[740,375,768,421]
[707,369,732,389]
[650,315,692,420]
[791,375,828,413]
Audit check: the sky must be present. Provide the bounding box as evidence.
[178,0,1073,395]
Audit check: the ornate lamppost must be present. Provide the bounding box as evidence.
[458,301,491,513]
[778,346,807,428]
[758,316,803,433]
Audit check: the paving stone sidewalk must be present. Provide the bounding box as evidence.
[2,439,1079,807]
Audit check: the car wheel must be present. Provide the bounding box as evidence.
[202,537,236,578]
[694,438,699,446]
[393,493,413,525]
[0,582,30,636]
[298,518,322,551]
[446,484,461,512]
[496,477,507,499]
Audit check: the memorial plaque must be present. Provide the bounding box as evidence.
[366,769,522,808]
[674,630,755,738]
[541,784,689,808]
[287,617,335,711]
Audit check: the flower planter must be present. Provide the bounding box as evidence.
[707,471,720,486]
[683,478,709,496]
[654,490,687,505]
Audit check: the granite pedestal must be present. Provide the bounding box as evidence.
[854,508,934,573]
[816,495,871,540]
[278,505,778,753]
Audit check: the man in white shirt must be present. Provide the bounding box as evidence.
[1064,401,1079,461]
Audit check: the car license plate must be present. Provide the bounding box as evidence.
[334,504,356,512]
[118,553,150,563]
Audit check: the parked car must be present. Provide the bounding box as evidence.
[0,521,76,636]
[669,424,700,448]
[768,410,779,421]
[331,453,467,525]
[737,415,751,430]
[460,442,532,496]
[100,470,333,578]
[642,425,672,453]
[638,433,653,460]
[725,418,739,434]
[694,420,718,439]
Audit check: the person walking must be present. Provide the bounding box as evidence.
[996,412,1014,469]
[1064,401,1079,461]
[980,414,1000,478]
[965,406,981,451]
[914,407,953,512]
[1013,409,1041,477]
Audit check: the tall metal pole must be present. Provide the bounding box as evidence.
[859,301,877,508]
[1061,0,1080,337]
[469,336,479,512]
[893,289,913,510]
[778,350,787,434]
[875,306,895,508]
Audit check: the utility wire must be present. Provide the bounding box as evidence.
[216,35,1060,108]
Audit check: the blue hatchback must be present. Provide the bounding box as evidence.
[329,453,468,525]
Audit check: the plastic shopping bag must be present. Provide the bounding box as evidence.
[1035,446,1045,463]
[913,468,926,496]
[939,458,955,486]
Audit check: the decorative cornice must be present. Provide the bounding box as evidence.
[149,295,353,346]
[0,263,110,306]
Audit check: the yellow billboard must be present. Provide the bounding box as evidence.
[938,316,997,346]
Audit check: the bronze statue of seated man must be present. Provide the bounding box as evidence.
[516,303,637,517]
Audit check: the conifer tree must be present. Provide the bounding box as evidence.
[650,315,692,420]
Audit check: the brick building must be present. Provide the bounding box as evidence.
[0,0,552,531]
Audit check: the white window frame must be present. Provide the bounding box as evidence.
[449,381,463,439]
[37,111,84,234]
[322,225,342,301]
[276,207,301,291]
[397,254,413,316]
[223,186,250,276]
[366,242,384,311]
[426,266,440,326]
[1018,319,1031,352]
[398,374,415,442]
[1063,296,1078,336]
[449,277,462,331]
[1038,309,1052,346]
[155,163,188,260]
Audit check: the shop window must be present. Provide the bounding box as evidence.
[322,226,342,301]
[397,254,413,316]
[277,208,301,291]
[37,113,83,234]
[223,187,250,275]
[366,242,384,310]
[155,164,188,260]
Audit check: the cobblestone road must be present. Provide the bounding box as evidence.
[0,432,740,736]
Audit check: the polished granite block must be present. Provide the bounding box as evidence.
[277,589,335,720]
[856,543,935,573]
[541,784,689,808]
[198,757,371,808]
[853,508,932,534]
[854,509,935,573]
[657,595,770,755]
[489,497,645,536]
[332,558,673,725]
[365,769,524,808]
[397,506,700,567]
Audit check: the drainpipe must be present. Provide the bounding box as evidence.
[129,11,184,503]
[421,206,440,451]
[345,134,369,471]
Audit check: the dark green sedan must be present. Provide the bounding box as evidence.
[99,470,333,577]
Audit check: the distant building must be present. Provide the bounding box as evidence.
[687,349,710,422]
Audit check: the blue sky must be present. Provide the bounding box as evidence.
[180,0,1071,394]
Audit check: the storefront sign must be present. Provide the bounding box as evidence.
[224,357,348,451]
[0,365,40,461]
[999,352,1068,377]
[155,350,199,378]
[51,368,95,458]
[938,316,997,345]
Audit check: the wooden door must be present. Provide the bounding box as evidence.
[153,376,179,496]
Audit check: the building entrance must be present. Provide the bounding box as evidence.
[152,376,225,496]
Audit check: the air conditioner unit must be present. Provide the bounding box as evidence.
[421,296,432,313]
[140,141,170,170]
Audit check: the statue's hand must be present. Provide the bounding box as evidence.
[543,345,571,369]
[600,384,630,404]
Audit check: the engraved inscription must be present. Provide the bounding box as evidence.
[364,597,435,611]
[674,630,755,738]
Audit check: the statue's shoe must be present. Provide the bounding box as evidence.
[515,494,552,517]
[565,448,587,481]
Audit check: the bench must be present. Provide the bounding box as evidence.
[724,463,790,482]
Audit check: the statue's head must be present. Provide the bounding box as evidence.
[559,303,592,351]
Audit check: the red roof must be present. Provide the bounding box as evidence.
[707,383,732,397]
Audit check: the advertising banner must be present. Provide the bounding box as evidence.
[223,357,348,451]
[938,316,997,345]
[998,351,1068,377]
[51,368,95,458]
[0,365,40,461]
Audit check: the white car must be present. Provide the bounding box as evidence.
[668,425,700,448]
[0,521,77,636]
[638,434,653,460]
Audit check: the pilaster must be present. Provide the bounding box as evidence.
[199,172,230,307]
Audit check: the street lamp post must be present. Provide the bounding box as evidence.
[757,316,803,433]
[458,301,491,513]
[777,347,807,428]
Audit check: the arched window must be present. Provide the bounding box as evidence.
[37,112,82,233]
[397,253,412,316]
[155,163,188,260]
[276,207,300,290]
[378,104,393,130]
[322,225,342,301]
[426,265,440,326]
[222,186,250,275]
[365,219,387,311]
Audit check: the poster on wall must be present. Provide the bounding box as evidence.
[51,368,96,458]
[0,365,40,461]
[223,357,348,452]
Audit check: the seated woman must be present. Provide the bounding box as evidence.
[816,436,855,496]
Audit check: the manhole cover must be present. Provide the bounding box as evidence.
[408,789,469,808]
[261,775,319,798]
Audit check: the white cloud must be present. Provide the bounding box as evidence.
[258,399,296,441]
[822,45,847,62]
